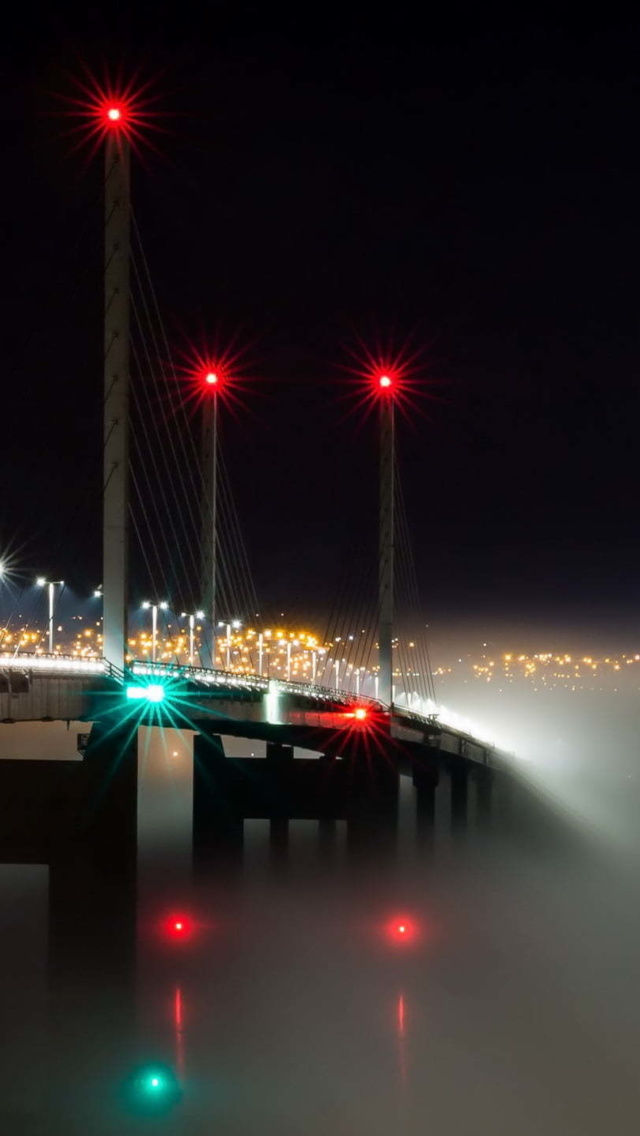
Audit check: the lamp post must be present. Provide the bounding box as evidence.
[36,577,64,654]
[142,601,168,663]
[223,619,241,670]
[181,610,204,664]
[258,632,264,677]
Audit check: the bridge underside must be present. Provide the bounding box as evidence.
[0,665,503,863]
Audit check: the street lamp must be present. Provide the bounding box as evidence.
[36,577,64,654]
[219,619,241,670]
[142,601,168,663]
[181,610,205,664]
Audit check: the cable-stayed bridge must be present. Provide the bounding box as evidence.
[0,88,512,864]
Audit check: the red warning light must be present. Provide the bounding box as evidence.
[62,74,158,156]
[344,705,370,725]
[178,340,252,420]
[344,341,426,421]
[94,94,134,138]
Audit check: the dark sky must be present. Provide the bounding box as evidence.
[0,7,638,635]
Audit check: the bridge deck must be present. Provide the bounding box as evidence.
[0,655,507,770]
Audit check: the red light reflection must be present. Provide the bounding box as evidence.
[163,913,193,940]
[385,915,419,945]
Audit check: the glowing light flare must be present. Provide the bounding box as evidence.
[177,340,253,421]
[105,103,125,125]
[385,915,420,946]
[163,913,194,940]
[342,340,428,424]
[126,683,166,703]
[60,73,161,159]
[344,705,371,726]
[125,1063,182,1114]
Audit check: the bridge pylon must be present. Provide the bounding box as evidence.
[102,110,131,672]
[377,372,395,706]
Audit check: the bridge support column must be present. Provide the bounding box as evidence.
[475,766,494,820]
[449,760,469,831]
[318,816,337,860]
[83,721,138,867]
[269,818,289,866]
[193,733,243,857]
[266,742,294,766]
[345,743,399,858]
[413,761,439,848]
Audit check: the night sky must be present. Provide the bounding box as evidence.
[1,8,638,639]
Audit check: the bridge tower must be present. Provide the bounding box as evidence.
[200,370,220,667]
[102,105,131,672]
[377,373,395,707]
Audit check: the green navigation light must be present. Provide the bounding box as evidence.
[126,683,166,703]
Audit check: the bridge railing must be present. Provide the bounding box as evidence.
[129,659,384,709]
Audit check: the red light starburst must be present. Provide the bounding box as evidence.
[385,915,419,945]
[163,913,193,940]
[343,338,427,423]
[343,705,371,726]
[177,337,253,420]
[58,70,161,159]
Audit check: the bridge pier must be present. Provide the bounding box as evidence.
[475,765,494,821]
[344,742,399,859]
[449,758,469,831]
[266,741,294,766]
[269,817,289,866]
[412,761,439,847]
[82,721,138,866]
[193,733,244,859]
[318,816,337,860]
[0,720,138,864]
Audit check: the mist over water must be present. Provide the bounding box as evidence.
[1,676,639,1133]
[430,621,640,856]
